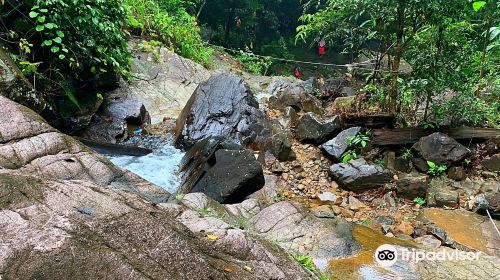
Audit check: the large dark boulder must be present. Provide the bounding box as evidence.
[294,113,340,144]
[412,132,471,165]
[320,127,361,162]
[174,72,268,149]
[81,93,151,144]
[178,137,265,203]
[328,158,393,191]
[268,79,323,114]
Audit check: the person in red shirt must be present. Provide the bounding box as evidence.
[293,66,302,79]
[318,38,326,57]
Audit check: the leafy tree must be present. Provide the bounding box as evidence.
[297,0,468,113]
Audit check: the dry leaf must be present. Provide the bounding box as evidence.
[207,234,218,240]
[224,266,233,273]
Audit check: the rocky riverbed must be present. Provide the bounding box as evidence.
[1,43,499,280]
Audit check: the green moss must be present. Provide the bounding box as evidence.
[0,174,45,210]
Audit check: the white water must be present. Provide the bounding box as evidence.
[106,141,185,193]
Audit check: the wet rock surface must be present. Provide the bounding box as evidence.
[178,137,264,203]
[321,127,361,162]
[412,132,471,165]
[123,44,211,122]
[82,92,151,143]
[175,72,268,149]
[294,112,340,144]
[0,95,315,280]
[328,158,393,191]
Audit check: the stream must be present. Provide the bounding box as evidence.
[105,136,185,193]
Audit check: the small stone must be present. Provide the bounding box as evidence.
[385,232,395,238]
[376,216,395,225]
[297,184,306,190]
[313,205,336,218]
[318,192,337,203]
[348,196,367,211]
[415,235,442,248]
[396,221,414,235]
[448,166,467,181]
[282,173,289,180]
[340,208,355,218]
[331,205,342,215]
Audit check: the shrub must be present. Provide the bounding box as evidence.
[125,0,211,65]
[2,0,131,104]
[236,50,272,75]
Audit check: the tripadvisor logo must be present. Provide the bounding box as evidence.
[374,244,481,267]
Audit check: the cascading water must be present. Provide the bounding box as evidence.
[105,136,185,193]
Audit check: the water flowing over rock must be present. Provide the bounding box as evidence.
[328,158,393,191]
[294,113,340,144]
[177,137,265,203]
[321,127,361,162]
[412,132,471,165]
[0,95,315,280]
[175,72,269,149]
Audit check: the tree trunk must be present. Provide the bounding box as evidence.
[196,0,207,20]
[387,1,405,114]
[477,19,491,94]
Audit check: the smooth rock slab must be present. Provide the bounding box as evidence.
[328,158,393,191]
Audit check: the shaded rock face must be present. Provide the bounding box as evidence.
[426,178,459,208]
[0,95,168,203]
[267,79,323,114]
[320,127,361,162]
[328,158,393,191]
[178,137,265,204]
[82,93,151,144]
[482,153,500,172]
[396,174,429,199]
[0,49,51,115]
[175,72,268,149]
[0,96,314,280]
[412,132,471,165]
[294,113,340,144]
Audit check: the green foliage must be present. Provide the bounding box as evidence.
[293,255,317,273]
[401,148,413,160]
[427,161,447,176]
[175,194,184,201]
[375,159,386,167]
[124,0,211,65]
[413,197,426,206]
[341,150,358,163]
[236,51,272,75]
[347,131,371,150]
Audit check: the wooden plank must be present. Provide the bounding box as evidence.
[341,114,396,129]
[372,127,500,146]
